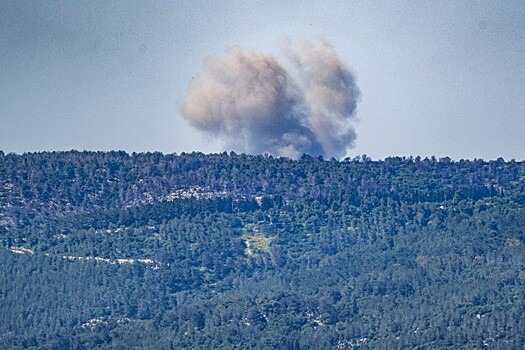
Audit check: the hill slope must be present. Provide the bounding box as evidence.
[1,151,525,349]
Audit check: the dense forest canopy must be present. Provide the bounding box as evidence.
[1,151,524,349]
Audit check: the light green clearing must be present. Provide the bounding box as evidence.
[241,235,275,256]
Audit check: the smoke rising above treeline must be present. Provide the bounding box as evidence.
[180,39,360,159]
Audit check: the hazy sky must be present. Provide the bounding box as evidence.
[1,1,524,160]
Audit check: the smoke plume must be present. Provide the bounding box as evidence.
[180,39,360,159]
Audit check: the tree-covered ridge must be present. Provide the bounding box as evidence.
[1,151,521,226]
[0,151,524,349]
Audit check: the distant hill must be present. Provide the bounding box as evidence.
[1,151,525,349]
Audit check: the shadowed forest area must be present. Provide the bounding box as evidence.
[1,151,524,349]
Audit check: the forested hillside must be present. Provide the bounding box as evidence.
[1,151,525,349]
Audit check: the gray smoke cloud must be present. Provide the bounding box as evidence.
[180,39,360,159]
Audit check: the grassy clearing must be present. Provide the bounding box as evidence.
[242,235,275,256]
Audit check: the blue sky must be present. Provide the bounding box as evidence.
[1,1,524,160]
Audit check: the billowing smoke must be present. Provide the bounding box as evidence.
[180,39,360,159]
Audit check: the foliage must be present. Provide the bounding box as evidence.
[1,151,525,348]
